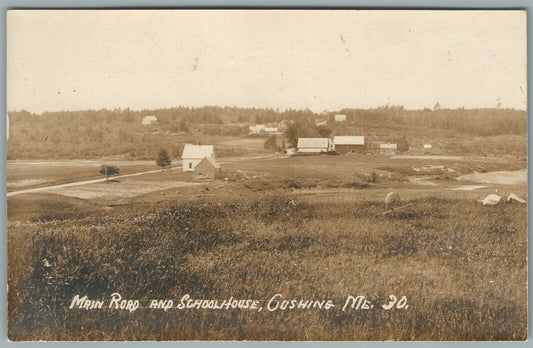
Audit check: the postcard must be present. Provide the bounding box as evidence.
[6,9,527,341]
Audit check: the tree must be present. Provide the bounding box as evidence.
[99,164,119,182]
[179,118,189,132]
[397,136,409,153]
[317,125,332,138]
[284,121,320,148]
[156,148,172,171]
[264,135,277,151]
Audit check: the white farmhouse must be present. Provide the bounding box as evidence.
[181,144,215,172]
[142,115,158,125]
[297,138,333,153]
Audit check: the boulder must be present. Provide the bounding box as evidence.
[507,193,526,204]
[385,192,401,207]
[482,194,501,206]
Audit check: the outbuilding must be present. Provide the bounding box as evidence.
[334,114,347,122]
[194,156,221,179]
[379,143,398,155]
[297,138,333,153]
[181,144,215,172]
[334,136,365,154]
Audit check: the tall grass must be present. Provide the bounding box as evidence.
[8,194,527,340]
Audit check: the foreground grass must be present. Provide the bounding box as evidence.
[8,194,527,340]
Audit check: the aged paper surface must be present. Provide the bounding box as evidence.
[7,10,527,341]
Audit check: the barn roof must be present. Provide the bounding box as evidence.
[198,156,220,169]
[182,144,214,159]
[297,138,330,148]
[334,136,365,145]
[142,115,158,121]
[380,143,397,149]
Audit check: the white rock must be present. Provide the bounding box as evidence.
[482,194,501,206]
[507,193,526,204]
[385,192,401,206]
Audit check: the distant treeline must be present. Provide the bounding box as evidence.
[9,105,526,136]
[6,106,526,160]
[337,106,526,136]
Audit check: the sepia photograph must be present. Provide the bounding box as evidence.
[6,9,528,341]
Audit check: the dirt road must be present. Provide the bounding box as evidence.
[6,154,284,197]
[6,166,183,197]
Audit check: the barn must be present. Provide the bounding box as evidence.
[334,114,347,122]
[142,115,158,125]
[423,144,432,154]
[380,143,398,155]
[194,156,221,179]
[181,144,215,172]
[297,138,333,153]
[334,136,365,154]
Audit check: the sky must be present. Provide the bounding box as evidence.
[7,10,527,114]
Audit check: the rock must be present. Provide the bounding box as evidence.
[482,194,501,206]
[385,192,401,208]
[507,193,526,204]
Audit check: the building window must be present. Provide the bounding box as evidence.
[189,162,192,169]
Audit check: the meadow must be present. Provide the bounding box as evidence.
[7,160,528,340]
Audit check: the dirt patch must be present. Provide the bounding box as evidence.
[48,180,201,199]
[452,185,487,191]
[392,155,464,160]
[409,177,438,186]
[7,179,47,189]
[456,169,527,185]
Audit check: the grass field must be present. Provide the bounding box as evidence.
[7,154,528,341]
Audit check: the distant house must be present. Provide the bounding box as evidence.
[334,114,347,122]
[194,156,221,179]
[334,136,365,154]
[316,120,327,127]
[423,144,432,154]
[249,124,266,135]
[142,115,158,125]
[380,143,398,155]
[181,144,215,172]
[265,127,281,135]
[297,138,333,153]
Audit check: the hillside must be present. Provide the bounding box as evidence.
[6,106,527,160]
